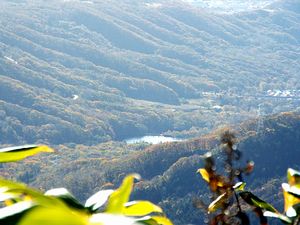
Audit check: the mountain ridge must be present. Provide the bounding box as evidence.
[1,0,299,145]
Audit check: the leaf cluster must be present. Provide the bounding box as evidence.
[0,145,173,225]
[197,131,300,225]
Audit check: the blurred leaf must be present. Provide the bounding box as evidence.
[85,190,114,212]
[245,161,255,174]
[138,215,173,225]
[105,174,140,214]
[0,201,35,225]
[0,188,18,203]
[0,178,65,208]
[90,213,140,225]
[286,203,300,219]
[197,168,224,191]
[287,168,300,186]
[0,145,54,163]
[263,211,292,224]
[239,191,277,212]
[286,206,297,218]
[18,206,87,225]
[282,183,300,212]
[45,188,85,210]
[208,193,227,213]
[283,183,300,198]
[233,182,246,191]
[123,201,162,216]
[198,168,210,183]
[150,216,174,225]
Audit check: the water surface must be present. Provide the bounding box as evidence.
[125,136,182,144]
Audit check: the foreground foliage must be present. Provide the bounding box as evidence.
[0,145,173,225]
[197,131,300,224]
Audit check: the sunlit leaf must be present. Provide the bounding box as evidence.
[239,191,277,212]
[85,190,114,212]
[288,203,300,218]
[198,168,210,183]
[286,206,297,218]
[282,183,300,212]
[45,188,85,210]
[287,168,300,186]
[283,183,300,198]
[18,206,87,225]
[138,215,173,225]
[208,193,227,213]
[0,201,35,225]
[0,188,18,202]
[89,213,141,225]
[123,201,162,216]
[146,216,173,225]
[0,178,65,208]
[233,182,246,191]
[0,145,54,163]
[263,211,292,224]
[105,174,140,214]
[197,168,224,191]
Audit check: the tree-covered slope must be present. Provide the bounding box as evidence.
[2,111,299,224]
[1,0,300,145]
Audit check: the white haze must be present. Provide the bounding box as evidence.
[181,0,277,13]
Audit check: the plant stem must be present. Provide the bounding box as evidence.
[233,190,242,212]
[293,215,300,225]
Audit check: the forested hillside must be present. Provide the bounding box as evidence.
[1,111,300,224]
[1,0,300,145]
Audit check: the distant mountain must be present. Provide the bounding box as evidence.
[181,0,275,13]
[1,0,300,145]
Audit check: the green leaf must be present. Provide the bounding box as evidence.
[85,190,114,212]
[287,168,300,185]
[89,213,141,225]
[208,193,227,213]
[0,145,54,163]
[0,201,35,225]
[45,188,85,210]
[105,174,140,214]
[137,216,173,225]
[239,191,277,213]
[282,183,300,212]
[233,182,246,191]
[0,189,18,202]
[123,201,162,217]
[18,206,87,225]
[282,183,300,198]
[263,211,292,224]
[0,178,65,208]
